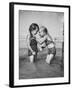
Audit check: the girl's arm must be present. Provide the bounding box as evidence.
[26,34,35,53]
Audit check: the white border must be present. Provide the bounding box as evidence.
[14,4,69,86]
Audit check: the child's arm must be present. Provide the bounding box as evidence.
[46,31,56,47]
[47,32,53,41]
[37,44,42,51]
[26,34,35,55]
[38,35,47,44]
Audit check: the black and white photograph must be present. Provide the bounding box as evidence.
[19,10,64,79]
[9,2,70,87]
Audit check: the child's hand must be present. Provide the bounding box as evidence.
[32,51,36,55]
[39,48,42,51]
[48,43,55,48]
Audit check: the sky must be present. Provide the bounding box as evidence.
[19,10,64,48]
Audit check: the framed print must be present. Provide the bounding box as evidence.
[9,2,70,87]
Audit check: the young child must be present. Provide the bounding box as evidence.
[27,23,39,63]
[37,26,56,64]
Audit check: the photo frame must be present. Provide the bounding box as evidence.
[9,2,70,87]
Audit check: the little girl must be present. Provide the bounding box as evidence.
[27,23,39,63]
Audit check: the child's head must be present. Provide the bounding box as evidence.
[29,23,39,36]
[39,26,48,37]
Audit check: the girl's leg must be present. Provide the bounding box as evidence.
[29,55,34,63]
[29,38,38,63]
[29,54,37,63]
[34,54,37,62]
[46,54,54,64]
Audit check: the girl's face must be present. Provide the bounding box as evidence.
[31,28,38,36]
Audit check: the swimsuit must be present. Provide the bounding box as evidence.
[28,37,38,56]
[39,39,56,55]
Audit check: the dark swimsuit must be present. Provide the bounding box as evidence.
[39,39,56,56]
[46,40,56,56]
[28,36,38,56]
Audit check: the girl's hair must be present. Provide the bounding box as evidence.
[29,23,39,35]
